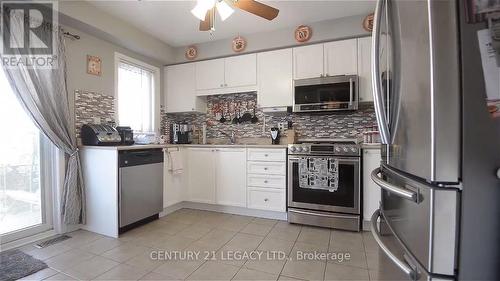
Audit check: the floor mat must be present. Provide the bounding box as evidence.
[0,249,48,281]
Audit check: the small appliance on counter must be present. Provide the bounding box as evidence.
[134,132,157,145]
[270,127,280,145]
[81,124,122,146]
[170,123,193,144]
[116,126,134,145]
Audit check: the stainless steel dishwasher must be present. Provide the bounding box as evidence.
[118,148,163,232]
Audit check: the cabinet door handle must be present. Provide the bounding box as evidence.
[264,198,269,202]
[264,180,268,183]
[220,84,223,87]
[264,167,268,171]
[224,83,228,87]
[264,154,269,157]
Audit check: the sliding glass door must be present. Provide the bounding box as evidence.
[0,68,52,244]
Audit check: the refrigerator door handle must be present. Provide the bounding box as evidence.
[371,209,419,280]
[371,0,390,144]
[349,77,353,106]
[371,168,418,202]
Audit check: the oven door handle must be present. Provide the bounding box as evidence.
[371,168,418,202]
[371,209,419,280]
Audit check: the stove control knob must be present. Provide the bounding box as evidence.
[343,147,349,152]
[303,147,309,152]
[351,147,357,153]
[290,146,296,152]
[335,147,341,152]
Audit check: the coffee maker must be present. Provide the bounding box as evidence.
[270,127,280,145]
[170,123,193,144]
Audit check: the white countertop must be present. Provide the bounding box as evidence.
[80,143,288,151]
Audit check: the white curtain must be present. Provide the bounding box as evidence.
[1,11,85,224]
[118,61,154,133]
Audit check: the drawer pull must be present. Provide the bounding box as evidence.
[264,154,269,157]
[264,198,269,202]
[264,167,268,170]
[264,180,268,183]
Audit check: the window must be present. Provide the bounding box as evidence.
[115,53,160,133]
[0,67,52,243]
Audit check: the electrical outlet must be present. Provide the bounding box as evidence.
[278,122,286,131]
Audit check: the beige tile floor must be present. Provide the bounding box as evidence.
[18,209,406,281]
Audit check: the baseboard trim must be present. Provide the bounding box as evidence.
[0,230,57,252]
[362,220,371,231]
[161,202,287,221]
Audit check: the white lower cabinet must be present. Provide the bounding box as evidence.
[187,148,216,204]
[363,148,382,222]
[171,147,286,214]
[246,148,287,212]
[248,188,285,212]
[215,148,247,207]
[163,148,187,208]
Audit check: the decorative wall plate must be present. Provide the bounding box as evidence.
[185,46,198,60]
[232,36,247,52]
[363,13,375,32]
[295,25,312,43]
[87,55,102,76]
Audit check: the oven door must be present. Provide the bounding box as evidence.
[293,75,358,112]
[288,155,360,214]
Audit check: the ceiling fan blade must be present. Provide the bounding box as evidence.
[233,0,279,20]
[199,8,214,31]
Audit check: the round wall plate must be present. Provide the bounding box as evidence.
[295,25,312,43]
[185,46,198,60]
[363,13,375,32]
[232,36,247,52]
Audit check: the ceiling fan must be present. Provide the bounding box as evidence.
[191,0,280,32]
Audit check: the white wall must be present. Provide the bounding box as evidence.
[59,0,175,64]
[64,25,164,100]
[172,15,371,63]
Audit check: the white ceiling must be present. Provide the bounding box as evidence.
[86,1,375,47]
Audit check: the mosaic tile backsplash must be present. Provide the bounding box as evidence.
[74,90,115,140]
[162,92,377,142]
[73,91,376,143]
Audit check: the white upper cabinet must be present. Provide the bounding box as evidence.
[195,59,225,90]
[187,148,216,204]
[324,39,358,76]
[224,54,257,88]
[257,49,293,107]
[293,39,358,80]
[357,36,374,102]
[293,44,324,80]
[165,64,206,113]
[215,148,247,207]
[195,55,257,95]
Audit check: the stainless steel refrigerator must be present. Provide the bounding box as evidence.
[369,0,500,280]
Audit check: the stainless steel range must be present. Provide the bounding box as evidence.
[287,138,361,231]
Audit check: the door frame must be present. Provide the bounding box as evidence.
[0,135,55,244]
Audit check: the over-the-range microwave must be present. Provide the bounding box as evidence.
[293,75,358,113]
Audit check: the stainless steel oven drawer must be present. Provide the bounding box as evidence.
[288,208,360,231]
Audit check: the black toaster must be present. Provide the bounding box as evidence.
[81,124,122,146]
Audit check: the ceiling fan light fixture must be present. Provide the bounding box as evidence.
[191,0,216,21]
[216,1,234,21]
